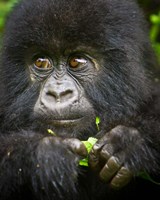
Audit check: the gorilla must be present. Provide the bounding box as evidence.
[0,0,160,199]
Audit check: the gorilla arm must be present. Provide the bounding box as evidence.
[0,132,87,197]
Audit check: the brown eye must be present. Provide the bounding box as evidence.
[34,58,52,69]
[69,57,87,68]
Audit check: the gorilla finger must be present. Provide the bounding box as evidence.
[92,134,109,154]
[88,137,108,165]
[99,156,121,182]
[89,145,103,171]
[100,143,114,161]
[110,167,133,189]
[62,138,88,157]
[89,134,111,170]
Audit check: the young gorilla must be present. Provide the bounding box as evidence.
[0,0,160,199]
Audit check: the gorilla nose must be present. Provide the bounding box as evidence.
[48,87,74,103]
[45,81,79,105]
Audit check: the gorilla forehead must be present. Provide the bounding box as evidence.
[6,0,143,50]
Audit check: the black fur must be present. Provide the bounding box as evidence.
[0,0,160,199]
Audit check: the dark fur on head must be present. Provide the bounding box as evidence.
[1,0,155,131]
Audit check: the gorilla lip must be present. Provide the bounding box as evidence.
[48,118,84,126]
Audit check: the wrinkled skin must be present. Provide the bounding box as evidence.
[0,0,160,200]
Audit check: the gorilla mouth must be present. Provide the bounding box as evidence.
[48,118,84,126]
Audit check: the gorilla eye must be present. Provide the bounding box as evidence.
[69,57,87,69]
[34,58,52,69]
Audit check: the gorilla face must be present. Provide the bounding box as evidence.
[1,0,151,138]
[32,54,97,137]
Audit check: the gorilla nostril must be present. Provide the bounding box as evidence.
[61,90,74,101]
[47,91,60,101]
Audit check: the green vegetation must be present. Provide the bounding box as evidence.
[79,137,98,167]
[0,0,18,31]
[0,0,18,46]
[150,12,160,63]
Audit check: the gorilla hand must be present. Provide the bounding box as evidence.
[88,126,145,189]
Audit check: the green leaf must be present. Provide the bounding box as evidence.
[96,116,101,131]
[79,158,89,167]
[79,137,98,167]
[47,129,57,136]
[139,172,160,185]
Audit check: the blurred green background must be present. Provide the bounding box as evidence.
[0,0,160,67]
